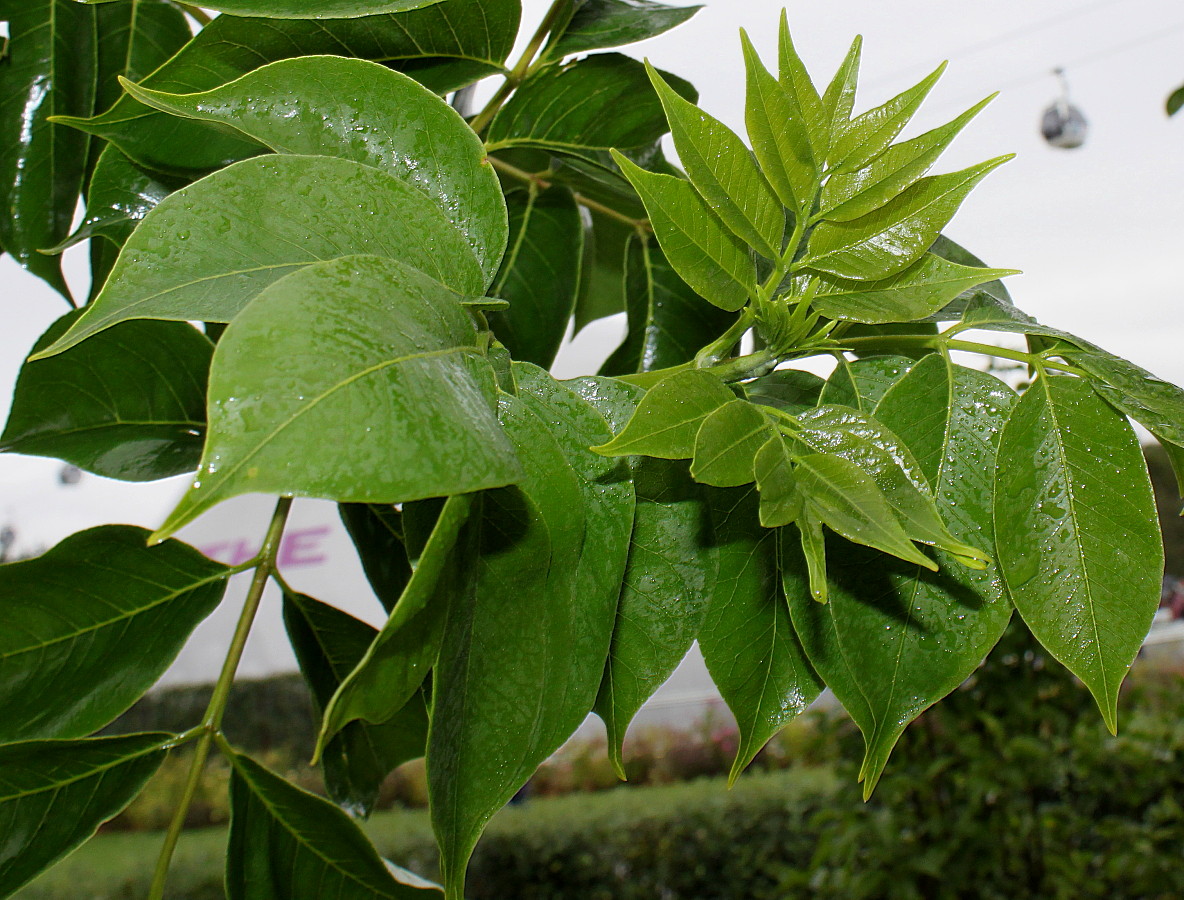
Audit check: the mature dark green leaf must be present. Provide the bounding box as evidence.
[829,63,944,174]
[338,505,412,614]
[691,399,776,487]
[39,155,488,356]
[789,355,1015,797]
[2,312,210,481]
[995,375,1162,732]
[753,435,803,527]
[648,62,782,258]
[819,355,913,411]
[164,0,444,17]
[226,751,440,900]
[0,0,97,297]
[430,370,633,899]
[612,154,756,311]
[0,526,229,743]
[57,0,520,174]
[154,255,518,539]
[0,734,168,899]
[601,235,738,376]
[820,35,861,150]
[487,185,582,369]
[487,54,693,160]
[549,0,701,58]
[810,252,1019,324]
[819,97,994,223]
[805,155,1011,279]
[93,0,191,117]
[121,55,507,282]
[574,209,634,331]
[699,488,822,781]
[283,593,428,818]
[743,369,825,414]
[594,368,736,458]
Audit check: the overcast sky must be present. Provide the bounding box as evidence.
[3,0,1183,551]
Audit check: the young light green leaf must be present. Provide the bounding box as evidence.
[612,153,756,311]
[37,155,487,357]
[821,35,862,155]
[819,355,914,412]
[226,751,441,900]
[690,399,776,487]
[811,252,1020,324]
[594,368,736,458]
[806,155,1011,280]
[487,185,583,369]
[165,0,444,17]
[154,255,519,540]
[0,526,230,744]
[549,0,702,58]
[119,56,507,283]
[995,375,1162,733]
[743,368,825,414]
[0,0,97,297]
[0,734,169,899]
[338,504,413,614]
[283,592,428,819]
[754,436,804,527]
[699,488,823,783]
[829,62,945,174]
[818,96,994,222]
[2,313,211,482]
[647,61,783,258]
[777,11,825,155]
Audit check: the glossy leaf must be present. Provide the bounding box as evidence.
[819,355,914,412]
[594,368,736,459]
[154,256,518,539]
[338,505,413,614]
[601,235,738,376]
[754,436,804,527]
[549,0,701,57]
[0,734,169,898]
[810,252,1019,324]
[994,375,1162,732]
[829,63,945,174]
[283,592,428,818]
[0,0,97,297]
[819,97,994,222]
[0,526,230,743]
[92,0,191,115]
[612,153,756,311]
[226,751,440,900]
[740,29,817,212]
[39,155,488,356]
[487,185,582,369]
[690,399,776,487]
[487,54,693,160]
[430,370,633,899]
[58,0,520,174]
[805,155,1011,279]
[699,488,822,782]
[820,36,862,152]
[743,369,825,414]
[2,312,210,481]
[776,12,825,159]
[120,55,507,282]
[925,233,1016,318]
[648,62,783,258]
[165,0,444,17]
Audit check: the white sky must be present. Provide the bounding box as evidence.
[3,0,1184,551]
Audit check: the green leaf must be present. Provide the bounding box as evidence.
[549,0,701,58]
[924,233,1016,318]
[57,0,520,174]
[319,495,473,752]
[818,97,994,222]
[810,252,1019,324]
[430,369,633,899]
[790,355,1016,798]
[742,369,825,414]
[1169,84,1184,117]
[0,733,169,899]
[487,54,694,160]
[647,62,783,258]
[38,155,489,356]
[0,0,97,297]
[226,750,440,900]
[699,488,822,782]
[594,368,736,459]
[612,153,756,311]
[994,375,1162,733]
[754,436,804,527]
[777,12,825,156]
[573,209,634,331]
[164,0,445,17]
[154,255,519,539]
[283,592,428,818]
[818,355,914,411]
[2,312,211,481]
[487,185,583,369]
[93,0,191,116]
[740,29,817,212]
[119,55,507,283]
[820,35,862,154]
[338,505,412,614]
[829,63,945,174]
[601,234,738,376]
[0,526,230,743]
[690,399,776,487]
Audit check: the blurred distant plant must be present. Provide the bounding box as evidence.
[1168,83,1184,116]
